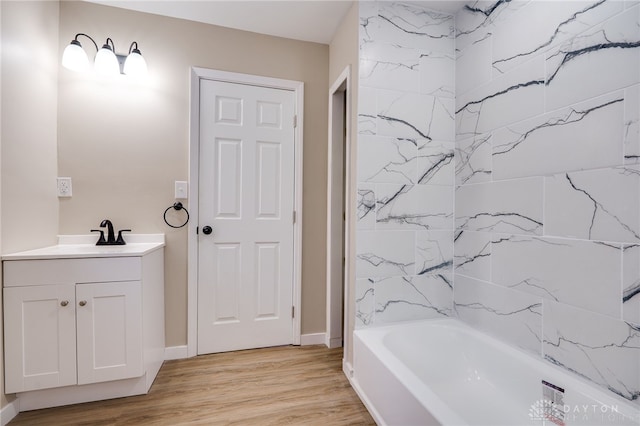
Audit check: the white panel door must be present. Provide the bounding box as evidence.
[76,281,143,385]
[198,79,295,354]
[3,285,76,393]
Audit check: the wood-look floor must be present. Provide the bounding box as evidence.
[9,346,375,426]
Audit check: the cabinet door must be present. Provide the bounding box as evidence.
[75,281,143,385]
[3,285,76,393]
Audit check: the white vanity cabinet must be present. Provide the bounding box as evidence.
[2,235,164,411]
[4,278,143,393]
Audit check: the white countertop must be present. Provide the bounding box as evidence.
[1,234,165,260]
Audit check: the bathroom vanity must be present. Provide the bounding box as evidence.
[2,234,165,410]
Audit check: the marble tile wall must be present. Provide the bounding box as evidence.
[355,0,640,407]
[356,1,456,327]
[455,0,640,406]
[356,0,640,408]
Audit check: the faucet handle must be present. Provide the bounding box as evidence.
[91,229,107,246]
[115,229,132,245]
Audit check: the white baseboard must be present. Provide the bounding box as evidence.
[300,332,326,346]
[164,345,189,360]
[1,398,19,426]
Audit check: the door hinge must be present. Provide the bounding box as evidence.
[293,210,297,224]
[293,115,298,128]
[291,306,295,318]
[196,226,199,234]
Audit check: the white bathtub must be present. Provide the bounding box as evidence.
[352,318,640,426]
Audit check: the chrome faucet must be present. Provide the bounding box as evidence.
[90,219,131,246]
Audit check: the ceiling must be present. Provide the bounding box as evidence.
[84,0,467,45]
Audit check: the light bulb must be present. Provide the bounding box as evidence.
[62,40,89,72]
[123,48,148,78]
[94,44,120,76]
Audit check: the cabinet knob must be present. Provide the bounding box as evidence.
[60,300,69,307]
[79,300,87,307]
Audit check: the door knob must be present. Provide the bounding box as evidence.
[79,300,87,307]
[60,300,69,307]
[202,226,213,235]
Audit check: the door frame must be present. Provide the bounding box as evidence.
[326,66,353,349]
[188,67,304,357]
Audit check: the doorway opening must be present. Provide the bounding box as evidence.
[326,67,351,350]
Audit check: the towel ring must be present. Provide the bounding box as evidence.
[164,202,190,228]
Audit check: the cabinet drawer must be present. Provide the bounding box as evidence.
[3,257,141,287]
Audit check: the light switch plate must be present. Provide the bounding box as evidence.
[57,177,72,197]
[175,181,188,199]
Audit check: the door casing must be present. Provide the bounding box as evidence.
[188,67,304,357]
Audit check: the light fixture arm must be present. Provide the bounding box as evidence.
[128,41,140,54]
[104,37,116,52]
[73,33,99,52]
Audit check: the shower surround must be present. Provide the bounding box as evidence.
[356,1,456,326]
[355,0,640,407]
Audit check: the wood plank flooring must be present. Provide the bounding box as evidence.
[9,346,374,426]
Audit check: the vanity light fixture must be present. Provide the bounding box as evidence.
[62,33,148,78]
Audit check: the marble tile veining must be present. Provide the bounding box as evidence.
[357,135,417,184]
[492,234,622,318]
[358,86,377,135]
[624,244,640,326]
[455,1,529,54]
[455,178,543,236]
[456,53,546,137]
[543,301,640,404]
[454,230,491,281]
[625,85,640,164]
[455,133,492,186]
[491,1,623,75]
[545,6,640,111]
[417,140,455,185]
[416,230,453,276]
[376,184,453,230]
[377,90,454,141]
[454,274,542,355]
[375,274,453,324]
[545,166,640,243]
[492,92,624,180]
[357,184,376,230]
[355,278,375,328]
[356,230,415,278]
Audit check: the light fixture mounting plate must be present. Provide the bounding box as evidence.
[116,54,127,74]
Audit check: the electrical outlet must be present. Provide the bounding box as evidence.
[175,181,188,199]
[57,177,72,197]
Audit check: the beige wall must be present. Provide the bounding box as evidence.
[328,3,359,367]
[0,0,61,411]
[1,0,59,253]
[329,3,359,86]
[1,1,3,411]
[57,1,329,346]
